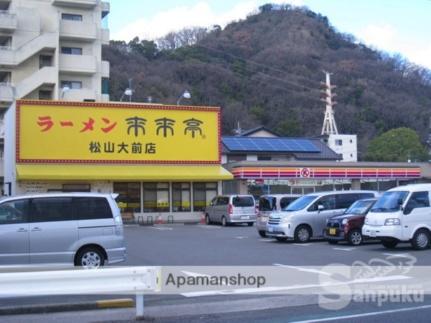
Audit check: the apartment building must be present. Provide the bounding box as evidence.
[0,0,110,189]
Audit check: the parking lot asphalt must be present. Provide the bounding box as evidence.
[123,223,431,267]
[2,223,431,322]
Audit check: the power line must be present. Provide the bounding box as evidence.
[195,44,321,90]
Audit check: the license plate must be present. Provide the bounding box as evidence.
[241,216,250,220]
[268,227,274,233]
[370,230,377,237]
[329,228,337,235]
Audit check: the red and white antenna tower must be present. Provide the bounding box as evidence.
[321,71,338,135]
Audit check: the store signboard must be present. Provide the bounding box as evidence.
[16,101,221,164]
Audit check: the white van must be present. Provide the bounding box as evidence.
[266,190,377,242]
[0,193,126,267]
[256,194,300,237]
[363,184,431,250]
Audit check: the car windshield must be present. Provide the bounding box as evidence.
[370,191,409,212]
[344,199,376,215]
[283,195,317,211]
[232,196,254,207]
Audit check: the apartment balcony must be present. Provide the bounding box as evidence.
[60,20,97,42]
[100,28,110,45]
[0,10,17,32]
[52,0,97,9]
[0,82,13,104]
[62,88,96,101]
[100,60,109,78]
[59,54,97,75]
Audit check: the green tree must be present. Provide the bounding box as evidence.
[365,127,429,162]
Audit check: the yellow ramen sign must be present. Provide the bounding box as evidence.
[17,101,221,164]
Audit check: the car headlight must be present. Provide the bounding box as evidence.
[281,217,290,223]
[342,219,348,225]
[365,217,369,224]
[384,218,401,226]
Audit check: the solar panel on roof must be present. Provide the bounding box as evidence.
[222,137,321,153]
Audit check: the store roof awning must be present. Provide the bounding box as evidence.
[16,165,233,181]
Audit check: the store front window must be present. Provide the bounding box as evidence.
[172,182,191,212]
[113,182,141,213]
[143,183,169,212]
[193,182,218,212]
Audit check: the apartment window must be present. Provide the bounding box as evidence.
[143,183,169,213]
[172,183,191,212]
[61,80,82,90]
[61,13,83,21]
[61,47,82,55]
[39,90,52,100]
[39,55,53,68]
[0,71,11,83]
[335,139,343,146]
[113,182,141,213]
[193,182,218,212]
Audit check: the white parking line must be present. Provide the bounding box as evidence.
[332,247,356,251]
[151,227,173,231]
[235,236,248,239]
[273,263,332,276]
[293,243,311,247]
[198,225,221,229]
[289,304,431,322]
[259,239,274,242]
[382,253,412,257]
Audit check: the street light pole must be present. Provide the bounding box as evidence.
[176,90,191,105]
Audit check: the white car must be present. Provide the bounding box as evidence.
[363,184,431,250]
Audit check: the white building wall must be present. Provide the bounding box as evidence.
[327,134,357,162]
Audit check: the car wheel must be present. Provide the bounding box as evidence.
[75,247,105,268]
[294,225,311,243]
[381,239,399,249]
[221,216,228,227]
[205,214,211,225]
[247,222,254,227]
[411,229,430,250]
[327,240,338,245]
[258,231,266,238]
[276,237,287,242]
[348,229,363,246]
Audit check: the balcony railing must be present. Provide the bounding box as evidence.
[0,10,17,32]
[59,54,97,75]
[60,20,97,41]
[0,82,14,103]
[52,0,98,8]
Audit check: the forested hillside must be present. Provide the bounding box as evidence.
[103,4,431,159]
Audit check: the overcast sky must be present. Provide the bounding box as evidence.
[109,0,431,69]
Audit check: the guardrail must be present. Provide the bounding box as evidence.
[0,266,159,318]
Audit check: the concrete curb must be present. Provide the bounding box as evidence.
[0,298,134,316]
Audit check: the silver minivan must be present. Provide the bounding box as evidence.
[205,195,256,226]
[266,190,378,242]
[256,194,300,237]
[0,193,126,268]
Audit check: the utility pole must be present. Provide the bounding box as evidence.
[321,71,338,135]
